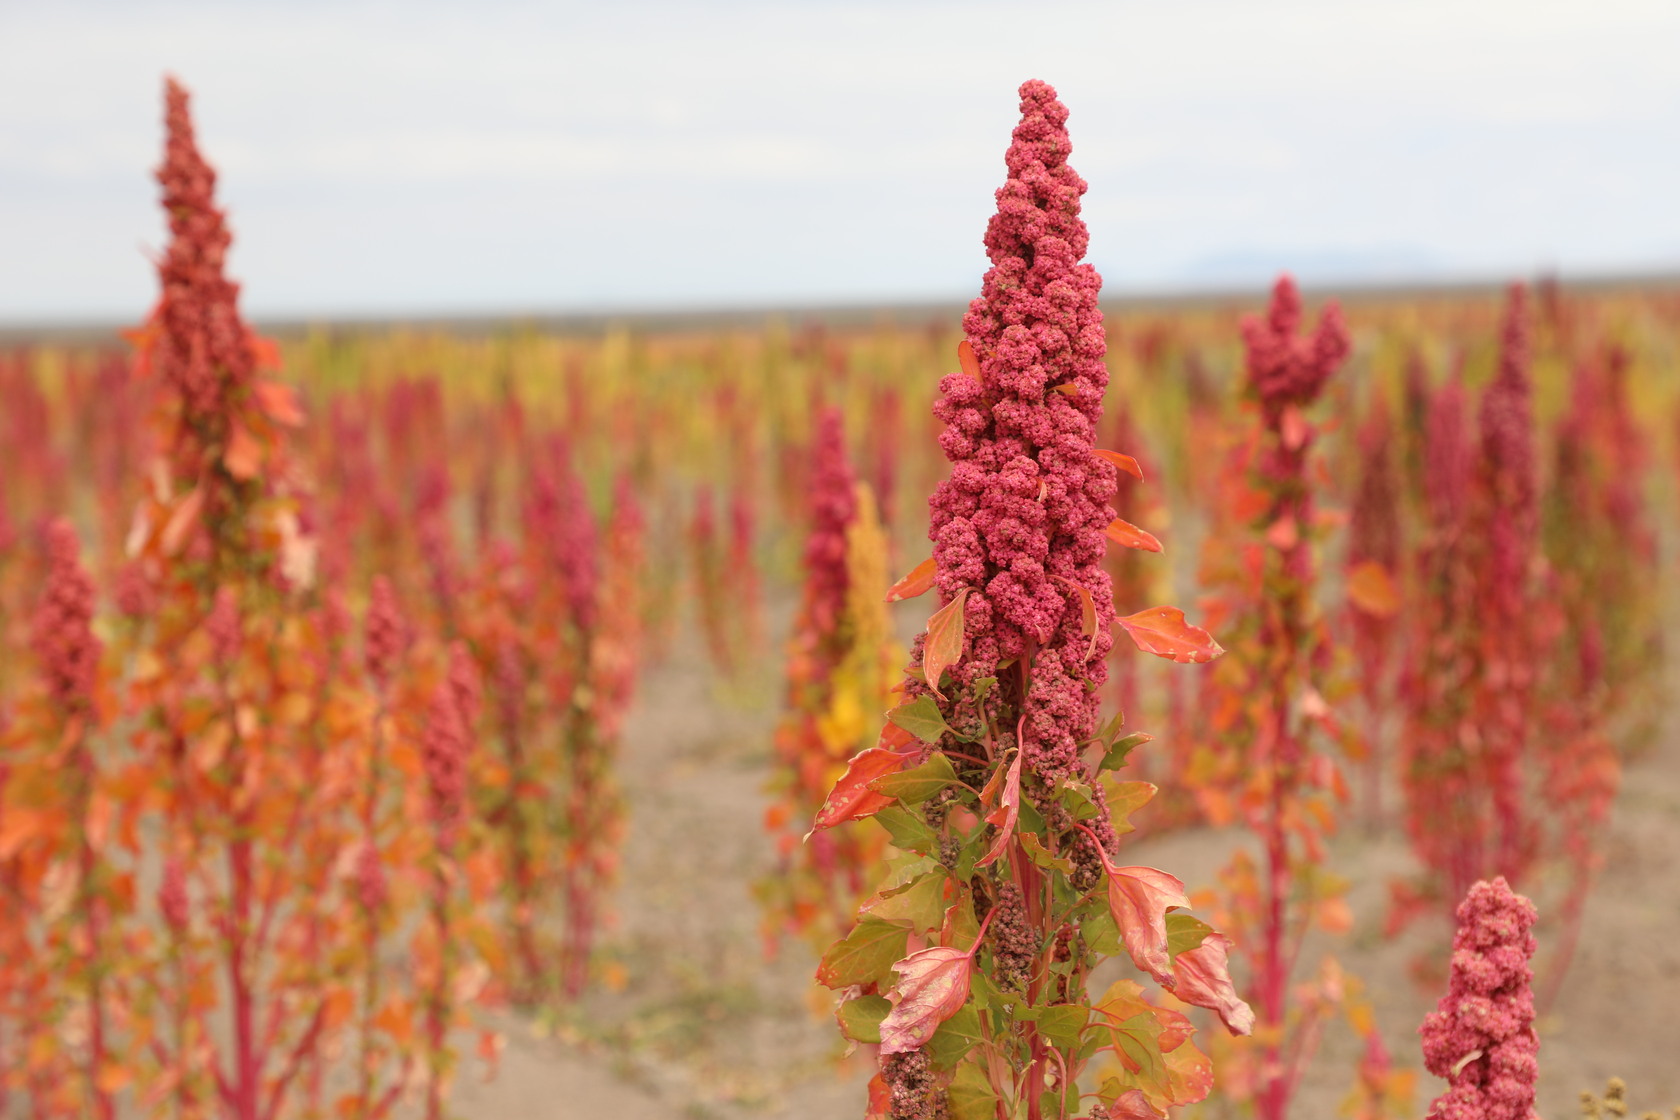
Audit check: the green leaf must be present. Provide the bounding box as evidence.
[1165,913,1213,959]
[838,994,892,1044]
[875,806,937,854]
[888,695,954,745]
[816,919,910,989]
[1058,778,1102,822]
[970,676,997,708]
[1108,1012,1167,1087]
[863,872,948,934]
[924,1002,984,1070]
[1104,779,1158,836]
[1081,905,1121,956]
[870,752,959,804]
[1100,732,1153,774]
[1035,1004,1088,1050]
[1019,830,1075,875]
[1093,710,1125,747]
[948,1059,999,1120]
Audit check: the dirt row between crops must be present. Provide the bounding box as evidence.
[452,603,1680,1120]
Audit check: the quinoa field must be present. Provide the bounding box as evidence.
[3,75,1679,1120]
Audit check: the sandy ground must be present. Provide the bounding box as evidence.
[450,604,1680,1120]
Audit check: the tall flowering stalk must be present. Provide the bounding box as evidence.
[1396,374,1483,927]
[119,78,410,1120]
[1344,398,1402,826]
[811,81,1248,1120]
[1418,877,1540,1120]
[761,408,898,948]
[1471,287,1542,885]
[1193,276,1362,1120]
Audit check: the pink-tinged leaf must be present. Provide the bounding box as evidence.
[1168,932,1254,1036]
[254,380,305,427]
[809,738,918,834]
[223,422,263,480]
[1265,514,1298,552]
[1116,607,1224,664]
[922,588,970,700]
[975,748,1023,868]
[1097,855,1190,985]
[958,339,981,380]
[1280,405,1309,451]
[1105,519,1163,553]
[887,557,938,602]
[878,944,976,1054]
[248,332,283,372]
[1346,560,1400,618]
[160,487,205,556]
[1095,448,1144,480]
[1108,1090,1166,1120]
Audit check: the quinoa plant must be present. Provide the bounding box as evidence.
[811,81,1248,1120]
[761,407,898,948]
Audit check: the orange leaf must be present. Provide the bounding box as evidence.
[878,943,977,1054]
[1073,581,1098,661]
[886,557,937,602]
[160,487,205,556]
[223,423,263,480]
[1168,932,1254,1035]
[866,1073,892,1120]
[1100,861,1190,985]
[1265,514,1298,551]
[957,339,981,380]
[808,736,918,834]
[1105,518,1162,553]
[922,588,970,700]
[254,380,305,427]
[975,748,1023,869]
[1052,382,1080,396]
[248,333,283,371]
[1116,607,1223,664]
[1095,449,1144,480]
[1346,560,1400,618]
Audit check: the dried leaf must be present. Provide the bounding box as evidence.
[923,588,970,700]
[808,739,917,834]
[1169,932,1254,1035]
[1346,560,1400,618]
[1116,607,1224,664]
[878,944,976,1054]
[1095,448,1144,480]
[1105,518,1163,553]
[887,556,938,602]
[975,748,1023,868]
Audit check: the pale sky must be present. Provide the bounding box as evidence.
[2,0,1677,321]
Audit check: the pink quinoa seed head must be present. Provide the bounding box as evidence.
[929,79,1114,791]
[1420,876,1540,1120]
[31,517,102,708]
